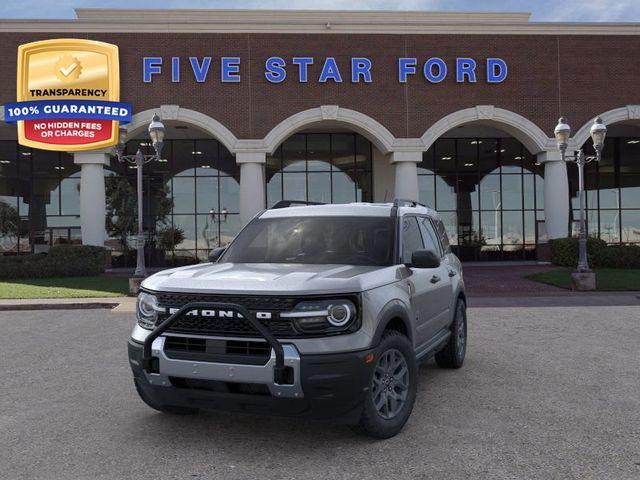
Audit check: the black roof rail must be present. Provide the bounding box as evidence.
[392,198,429,209]
[270,200,325,209]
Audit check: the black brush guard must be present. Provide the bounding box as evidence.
[141,301,288,384]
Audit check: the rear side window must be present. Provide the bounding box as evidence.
[418,217,442,257]
[434,219,451,253]
[401,217,424,264]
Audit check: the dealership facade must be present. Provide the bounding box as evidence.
[0,9,639,265]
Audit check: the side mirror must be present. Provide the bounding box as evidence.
[408,249,440,269]
[208,247,226,263]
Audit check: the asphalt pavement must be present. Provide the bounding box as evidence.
[1,306,639,480]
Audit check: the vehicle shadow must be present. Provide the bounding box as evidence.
[124,358,455,448]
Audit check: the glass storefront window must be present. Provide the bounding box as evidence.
[568,136,640,245]
[419,136,544,260]
[266,133,372,207]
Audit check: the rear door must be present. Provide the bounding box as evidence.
[400,216,443,348]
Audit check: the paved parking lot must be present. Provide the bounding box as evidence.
[1,305,639,480]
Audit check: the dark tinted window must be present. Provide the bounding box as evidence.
[221,216,394,266]
[435,219,451,253]
[401,216,424,264]
[418,217,442,256]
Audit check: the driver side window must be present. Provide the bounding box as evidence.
[418,217,442,257]
[401,217,424,264]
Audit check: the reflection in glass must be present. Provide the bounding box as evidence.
[621,210,640,243]
[266,133,372,206]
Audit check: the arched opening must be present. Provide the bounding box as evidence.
[419,123,545,261]
[265,128,374,207]
[106,120,241,267]
[570,120,640,245]
[263,107,396,207]
[0,121,84,255]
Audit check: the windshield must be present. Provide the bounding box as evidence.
[220,216,394,266]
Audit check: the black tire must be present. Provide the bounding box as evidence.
[134,378,199,415]
[435,297,467,369]
[355,330,417,439]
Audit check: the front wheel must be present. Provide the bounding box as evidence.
[435,297,467,369]
[356,330,417,439]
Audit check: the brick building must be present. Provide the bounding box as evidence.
[0,9,639,264]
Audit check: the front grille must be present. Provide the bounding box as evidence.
[164,337,272,365]
[152,291,360,339]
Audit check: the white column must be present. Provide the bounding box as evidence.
[391,151,421,201]
[74,151,110,246]
[237,151,266,225]
[538,151,569,239]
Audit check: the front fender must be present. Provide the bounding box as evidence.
[370,299,414,347]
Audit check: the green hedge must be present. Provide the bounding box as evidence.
[0,245,106,279]
[550,237,640,268]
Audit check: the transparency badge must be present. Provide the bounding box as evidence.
[4,39,132,151]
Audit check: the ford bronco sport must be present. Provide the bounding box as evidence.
[128,199,467,438]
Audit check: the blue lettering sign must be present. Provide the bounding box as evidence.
[143,57,162,83]
[456,58,477,83]
[171,57,180,83]
[319,57,342,83]
[221,57,241,83]
[424,58,447,83]
[292,57,313,82]
[351,58,372,83]
[189,57,211,83]
[265,57,287,83]
[487,58,508,83]
[398,58,417,83]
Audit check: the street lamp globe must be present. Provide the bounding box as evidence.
[148,114,165,156]
[554,117,571,153]
[590,116,607,154]
[116,125,128,156]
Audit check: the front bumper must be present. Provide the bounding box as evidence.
[128,338,374,422]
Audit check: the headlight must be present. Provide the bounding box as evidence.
[281,298,358,335]
[136,292,159,329]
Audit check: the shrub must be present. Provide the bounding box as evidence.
[550,237,640,268]
[0,245,106,279]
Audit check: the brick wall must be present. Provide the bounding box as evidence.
[1,32,638,140]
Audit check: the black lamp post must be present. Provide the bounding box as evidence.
[113,114,166,277]
[553,116,607,285]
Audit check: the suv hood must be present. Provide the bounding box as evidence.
[142,262,399,295]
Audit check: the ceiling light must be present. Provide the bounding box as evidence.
[20,151,31,156]
[470,140,483,145]
[192,151,202,155]
[54,166,65,170]
[0,160,10,164]
[627,139,640,144]
[464,163,474,167]
[200,165,211,168]
[514,156,523,160]
[441,156,452,160]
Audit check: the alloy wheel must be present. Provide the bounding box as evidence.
[371,348,409,420]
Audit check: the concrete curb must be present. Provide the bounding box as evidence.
[0,302,120,311]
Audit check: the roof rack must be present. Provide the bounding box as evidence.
[270,200,325,209]
[392,199,429,209]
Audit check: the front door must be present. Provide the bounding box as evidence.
[400,216,448,349]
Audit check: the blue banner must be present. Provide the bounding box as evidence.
[4,100,132,123]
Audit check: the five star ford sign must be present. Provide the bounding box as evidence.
[3,39,132,152]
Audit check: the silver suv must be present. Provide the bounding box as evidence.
[128,199,466,438]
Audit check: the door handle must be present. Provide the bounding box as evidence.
[430,275,441,284]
